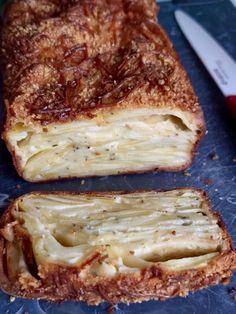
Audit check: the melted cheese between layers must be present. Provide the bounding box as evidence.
[13,190,225,277]
[7,109,199,181]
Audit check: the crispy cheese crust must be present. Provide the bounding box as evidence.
[1,0,205,181]
[0,189,235,305]
[2,0,204,125]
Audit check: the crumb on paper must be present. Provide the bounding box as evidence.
[210,152,219,160]
[171,230,176,235]
[202,179,214,186]
[81,180,85,185]
[184,171,191,177]
[228,287,236,301]
[107,304,118,314]
[9,296,15,302]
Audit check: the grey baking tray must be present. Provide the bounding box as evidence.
[0,0,236,313]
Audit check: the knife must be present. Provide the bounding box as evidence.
[175,10,236,117]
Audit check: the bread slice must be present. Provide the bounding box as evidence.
[2,0,205,182]
[0,189,235,304]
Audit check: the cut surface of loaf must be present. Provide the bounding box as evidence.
[0,189,235,304]
[2,0,205,182]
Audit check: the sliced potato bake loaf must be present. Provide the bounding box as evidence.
[0,189,235,304]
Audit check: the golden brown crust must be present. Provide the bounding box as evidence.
[1,0,206,181]
[2,0,204,128]
[0,189,235,305]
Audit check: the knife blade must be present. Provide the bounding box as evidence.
[175,9,236,117]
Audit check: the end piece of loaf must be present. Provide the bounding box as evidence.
[0,189,235,304]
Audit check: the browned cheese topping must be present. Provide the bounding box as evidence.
[2,0,200,126]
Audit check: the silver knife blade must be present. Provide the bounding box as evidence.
[175,9,236,97]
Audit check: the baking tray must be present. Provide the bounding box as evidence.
[0,0,236,313]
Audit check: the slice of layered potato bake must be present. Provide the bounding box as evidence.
[0,189,235,304]
[2,0,205,182]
